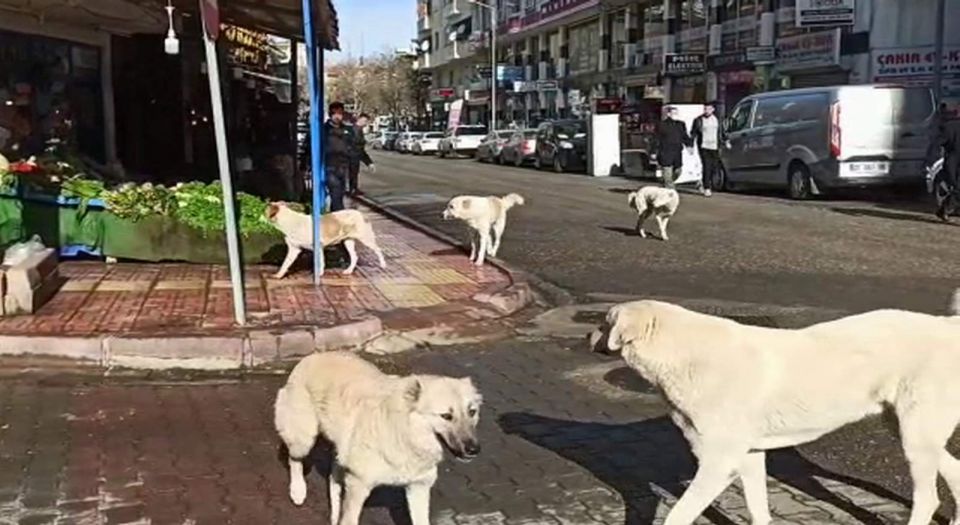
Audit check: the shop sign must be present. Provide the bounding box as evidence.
[796,0,855,28]
[871,46,960,81]
[432,87,456,100]
[663,53,706,76]
[448,99,465,129]
[496,65,526,83]
[222,25,270,71]
[537,80,559,91]
[746,46,775,65]
[498,0,600,35]
[776,29,841,72]
[624,71,660,87]
[594,97,623,114]
[707,51,747,70]
[644,85,665,99]
[513,81,538,92]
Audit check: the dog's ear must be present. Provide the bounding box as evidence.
[606,303,659,351]
[404,378,422,405]
[266,203,280,220]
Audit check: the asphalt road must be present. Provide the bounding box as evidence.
[363,150,959,315]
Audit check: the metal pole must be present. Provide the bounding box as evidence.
[201,23,246,325]
[933,0,946,105]
[491,5,497,130]
[302,0,326,286]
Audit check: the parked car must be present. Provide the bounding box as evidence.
[438,125,488,158]
[382,132,399,151]
[719,84,935,199]
[535,120,588,173]
[500,129,539,167]
[405,132,426,153]
[412,131,444,155]
[475,130,514,163]
[394,132,411,153]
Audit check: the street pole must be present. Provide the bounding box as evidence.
[933,0,946,106]
[302,0,326,287]
[491,4,497,131]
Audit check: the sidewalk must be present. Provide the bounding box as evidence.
[0,203,531,368]
[0,341,916,525]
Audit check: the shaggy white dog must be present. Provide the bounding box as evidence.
[627,186,680,241]
[598,295,960,525]
[274,352,482,525]
[442,193,525,265]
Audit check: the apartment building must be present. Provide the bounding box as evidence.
[416,0,960,128]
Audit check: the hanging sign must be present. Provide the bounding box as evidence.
[222,24,270,71]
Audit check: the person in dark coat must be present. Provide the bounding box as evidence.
[348,113,374,196]
[656,106,693,188]
[323,101,356,212]
[936,117,960,222]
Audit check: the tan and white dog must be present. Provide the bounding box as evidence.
[627,186,679,241]
[275,352,482,525]
[441,193,524,266]
[596,295,960,525]
[266,202,386,279]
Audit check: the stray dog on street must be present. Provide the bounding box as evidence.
[627,186,679,241]
[442,193,524,265]
[266,202,386,279]
[274,352,482,525]
[593,292,960,525]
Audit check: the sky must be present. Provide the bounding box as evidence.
[331,0,416,61]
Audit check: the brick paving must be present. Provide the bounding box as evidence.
[0,341,921,525]
[0,205,510,337]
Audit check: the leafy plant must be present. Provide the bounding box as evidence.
[102,183,177,221]
[173,182,277,237]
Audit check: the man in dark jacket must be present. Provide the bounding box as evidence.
[656,106,693,188]
[690,101,724,197]
[323,101,356,212]
[936,117,960,222]
[348,113,374,196]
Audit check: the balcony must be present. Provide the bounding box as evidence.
[444,0,465,19]
[418,16,431,34]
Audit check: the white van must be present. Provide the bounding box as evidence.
[719,84,935,199]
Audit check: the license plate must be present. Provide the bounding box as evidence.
[848,161,890,173]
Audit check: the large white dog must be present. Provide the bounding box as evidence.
[442,193,524,266]
[598,294,960,525]
[274,352,482,525]
[627,186,679,241]
[266,202,386,278]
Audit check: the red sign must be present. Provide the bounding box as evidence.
[199,0,220,40]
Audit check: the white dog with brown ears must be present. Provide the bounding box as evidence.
[442,193,524,266]
[627,186,679,241]
[265,202,386,278]
[595,291,960,525]
[275,352,482,525]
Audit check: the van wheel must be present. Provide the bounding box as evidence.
[718,165,735,192]
[788,163,813,200]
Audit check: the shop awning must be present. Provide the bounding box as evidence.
[0,0,339,48]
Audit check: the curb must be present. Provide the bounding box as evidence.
[0,318,384,371]
[355,194,574,308]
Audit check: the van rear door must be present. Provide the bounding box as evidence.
[836,86,933,178]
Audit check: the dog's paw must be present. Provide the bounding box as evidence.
[289,479,307,506]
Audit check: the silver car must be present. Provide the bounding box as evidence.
[720,84,935,199]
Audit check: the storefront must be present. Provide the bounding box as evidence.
[871,45,960,115]
[707,51,756,113]
[775,28,847,89]
[0,28,109,164]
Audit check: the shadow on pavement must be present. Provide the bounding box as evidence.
[277,441,413,525]
[499,412,913,525]
[602,226,642,237]
[829,206,948,225]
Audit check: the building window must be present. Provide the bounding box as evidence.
[609,10,628,68]
[641,3,665,66]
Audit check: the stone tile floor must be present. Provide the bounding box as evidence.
[0,209,510,337]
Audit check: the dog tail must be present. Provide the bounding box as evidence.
[502,193,525,210]
[951,288,960,316]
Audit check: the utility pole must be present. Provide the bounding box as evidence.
[471,0,497,130]
[933,0,946,105]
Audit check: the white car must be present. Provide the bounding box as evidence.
[412,132,444,155]
[438,125,488,158]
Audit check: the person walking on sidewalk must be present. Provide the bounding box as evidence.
[656,106,692,189]
[349,113,375,196]
[323,101,356,212]
[691,101,724,197]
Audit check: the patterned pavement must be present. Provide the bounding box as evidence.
[0,342,921,525]
[0,206,511,337]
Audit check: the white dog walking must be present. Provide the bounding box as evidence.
[265,202,386,278]
[442,193,524,265]
[599,293,960,525]
[627,186,679,241]
[274,352,482,525]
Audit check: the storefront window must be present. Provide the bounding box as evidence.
[0,30,104,161]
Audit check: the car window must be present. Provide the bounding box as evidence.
[753,98,784,128]
[754,94,828,127]
[555,121,587,137]
[457,127,487,136]
[726,101,754,132]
